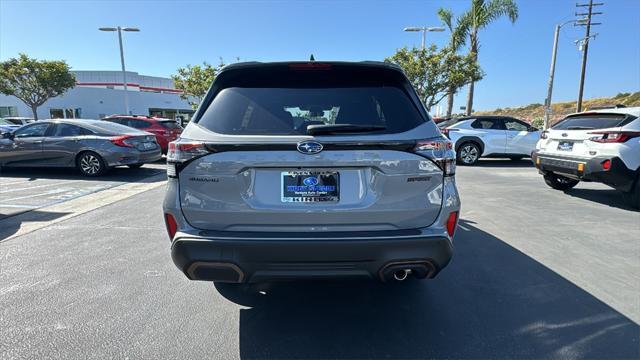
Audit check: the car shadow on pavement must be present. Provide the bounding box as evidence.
[0,209,70,240]
[228,220,639,359]
[564,188,637,211]
[472,158,535,168]
[0,166,164,183]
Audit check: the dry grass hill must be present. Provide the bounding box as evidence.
[475,91,640,127]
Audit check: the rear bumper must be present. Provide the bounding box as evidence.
[171,230,453,283]
[105,148,162,167]
[532,150,637,192]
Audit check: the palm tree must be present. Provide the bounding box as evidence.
[457,0,519,115]
[437,8,467,117]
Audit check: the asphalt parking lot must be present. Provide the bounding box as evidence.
[0,159,638,359]
[0,161,166,220]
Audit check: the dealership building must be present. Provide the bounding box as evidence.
[0,70,194,122]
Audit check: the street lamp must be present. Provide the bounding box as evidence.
[543,19,587,129]
[99,26,140,115]
[403,26,445,50]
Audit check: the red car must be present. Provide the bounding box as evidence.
[102,115,182,154]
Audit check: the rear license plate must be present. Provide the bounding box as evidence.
[557,141,573,151]
[281,171,339,203]
[140,142,156,150]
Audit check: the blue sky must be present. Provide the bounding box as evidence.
[1,0,638,112]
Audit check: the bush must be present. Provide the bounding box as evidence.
[530,117,544,129]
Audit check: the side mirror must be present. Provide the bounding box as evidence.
[529,127,539,132]
[2,132,15,140]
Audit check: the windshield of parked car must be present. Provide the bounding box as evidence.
[197,86,425,135]
[552,114,628,130]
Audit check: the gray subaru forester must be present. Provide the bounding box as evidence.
[163,61,460,284]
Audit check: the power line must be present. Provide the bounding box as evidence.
[575,0,603,112]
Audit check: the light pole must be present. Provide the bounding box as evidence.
[403,26,445,50]
[543,19,586,129]
[99,26,140,115]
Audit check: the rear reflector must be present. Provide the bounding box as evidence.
[602,159,611,170]
[446,211,459,238]
[164,213,178,240]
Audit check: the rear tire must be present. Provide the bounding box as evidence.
[628,176,640,210]
[543,172,579,191]
[76,151,107,177]
[457,142,481,166]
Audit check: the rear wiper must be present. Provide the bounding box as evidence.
[306,124,386,135]
[566,126,595,130]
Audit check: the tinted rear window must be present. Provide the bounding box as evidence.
[197,86,425,135]
[553,114,628,130]
[94,121,144,134]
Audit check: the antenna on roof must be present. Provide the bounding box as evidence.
[309,54,315,61]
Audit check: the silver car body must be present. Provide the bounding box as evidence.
[0,119,162,169]
[163,61,461,283]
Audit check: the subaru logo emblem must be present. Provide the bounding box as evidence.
[562,133,568,137]
[303,177,319,186]
[297,141,323,155]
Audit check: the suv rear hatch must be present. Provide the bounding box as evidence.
[171,62,450,232]
[541,113,632,157]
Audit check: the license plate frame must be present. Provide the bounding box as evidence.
[557,141,574,151]
[281,170,340,203]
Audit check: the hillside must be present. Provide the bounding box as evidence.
[475,91,640,126]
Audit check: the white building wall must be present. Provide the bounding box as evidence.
[0,70,192,119]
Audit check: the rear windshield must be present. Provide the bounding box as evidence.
[92,121,144,134]
[197,86,425,135]
[159,121,182,129]
[552,114,628,130]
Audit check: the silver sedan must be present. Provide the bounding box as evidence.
[0,119,162,176]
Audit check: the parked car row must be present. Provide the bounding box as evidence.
[0,115,183,176]
[437,107,640,209]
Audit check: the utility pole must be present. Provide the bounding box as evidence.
[575,0,603,112]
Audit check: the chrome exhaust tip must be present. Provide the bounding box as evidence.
[393,269,411,281]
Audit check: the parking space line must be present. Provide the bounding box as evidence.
[1,181,81,194]
[0,204,39,209]
[1,188,74,203]
[0,179,38,186]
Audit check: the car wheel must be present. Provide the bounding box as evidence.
[543,172,579,191]
[457,142,480,165]
[77,151,107,177]
[509,156,524,161]
[128,164,143,169]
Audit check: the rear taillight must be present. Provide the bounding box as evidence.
[111,135,135,148]
[166,140,210,178]
[540,130,549,140]
[588,131,640,143]
[440,128,458,138]
[446,211,459,238]
[164,213,178,240]
[414,138,456,176]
